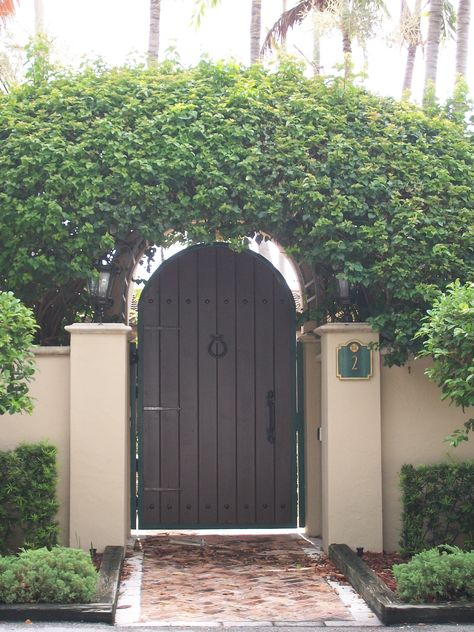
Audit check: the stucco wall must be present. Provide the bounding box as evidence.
[0,347,70,545]
[381,356,474,552]
[300,333,322,537]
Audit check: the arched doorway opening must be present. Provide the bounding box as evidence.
[135,243,302,529]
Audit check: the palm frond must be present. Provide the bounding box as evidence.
[440,0,456,39]
[262,0,328,53]
[191,0,222,28]
[0,0,18,25]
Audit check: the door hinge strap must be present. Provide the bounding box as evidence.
[143,406,181,411]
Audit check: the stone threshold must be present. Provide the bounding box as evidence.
[0,545,124,624]
[329,543,474,626]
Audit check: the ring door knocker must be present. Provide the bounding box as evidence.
[208,334,228,359]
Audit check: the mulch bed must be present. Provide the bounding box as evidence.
[362,551,407,593]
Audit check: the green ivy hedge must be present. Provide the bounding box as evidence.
[0,442,59,553]
[0,291,37,415]
[399,462,474,556]
[1,60,473,362]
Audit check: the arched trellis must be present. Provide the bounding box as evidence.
[105,231,321,326]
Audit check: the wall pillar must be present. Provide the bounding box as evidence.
[66,323,131,551]
[315,323,383,551]
[299,331,322,537]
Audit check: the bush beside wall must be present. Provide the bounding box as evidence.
[0,547,97,604]
[393,545,474,603]
[400,462,474,556]
[0,442,59,553]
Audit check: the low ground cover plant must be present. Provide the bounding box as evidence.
[393,545,474,603]
[0,546,98,604]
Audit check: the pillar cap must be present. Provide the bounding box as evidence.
[314,322,376,336]
[65,323,132,336]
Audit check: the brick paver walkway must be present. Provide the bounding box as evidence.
[138,534,354,624]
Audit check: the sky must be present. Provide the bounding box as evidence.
[5,0,474,105]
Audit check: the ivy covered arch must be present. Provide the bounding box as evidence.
[0,60,472,362]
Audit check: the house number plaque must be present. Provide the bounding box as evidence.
[336,340,372,380]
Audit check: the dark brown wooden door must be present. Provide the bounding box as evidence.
[137,244,296,528]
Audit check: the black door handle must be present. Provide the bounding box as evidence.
[267,389,275,444]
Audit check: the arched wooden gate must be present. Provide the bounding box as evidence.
[136,244,300,528]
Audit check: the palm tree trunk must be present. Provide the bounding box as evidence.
[401,0,421,99]
[148,0,161,63]
[402,44,417,97]
[423,0,443,104]
[455,0,471,78]
[250,0,262,64]
[340,0,352,78]
[341,26,352,78]
[312,14,321,75]
[34,0,44,33]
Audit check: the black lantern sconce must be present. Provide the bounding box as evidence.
[337,276,352,323]
[87,261,114,323]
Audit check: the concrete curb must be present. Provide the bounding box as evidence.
[329,544,474,625]
[0,545,124,624]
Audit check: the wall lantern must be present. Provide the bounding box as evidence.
[337,276,352,323]
[87,261,114,323]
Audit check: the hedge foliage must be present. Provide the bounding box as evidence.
[399,462,474,556]
[416,280,474,446]
[393,545,474,603]
[0,291,37,415]
[0,547,97,604]
[0,60,472,362]
[0,443,59,553]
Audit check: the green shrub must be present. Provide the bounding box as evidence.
[416,280,474,446]
[0,291,37,415]
[393,545,474,603]
[0,547,98,604]
[400,462,474,556]
[0,442,59,553]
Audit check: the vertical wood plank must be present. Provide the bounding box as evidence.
[197,248,218,524]
[236,253,256,524]
[255,260,275,524]
[216,248,237,523]
[178,250,199,524]
[274,277,294,524]
[141,278,161,527]
[158,262,180,524]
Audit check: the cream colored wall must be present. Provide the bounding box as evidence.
[300,333,322,537]
[66,324,131,552]
[0,348,71,545]
[381,356,474,552]
[316,323,383,551]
